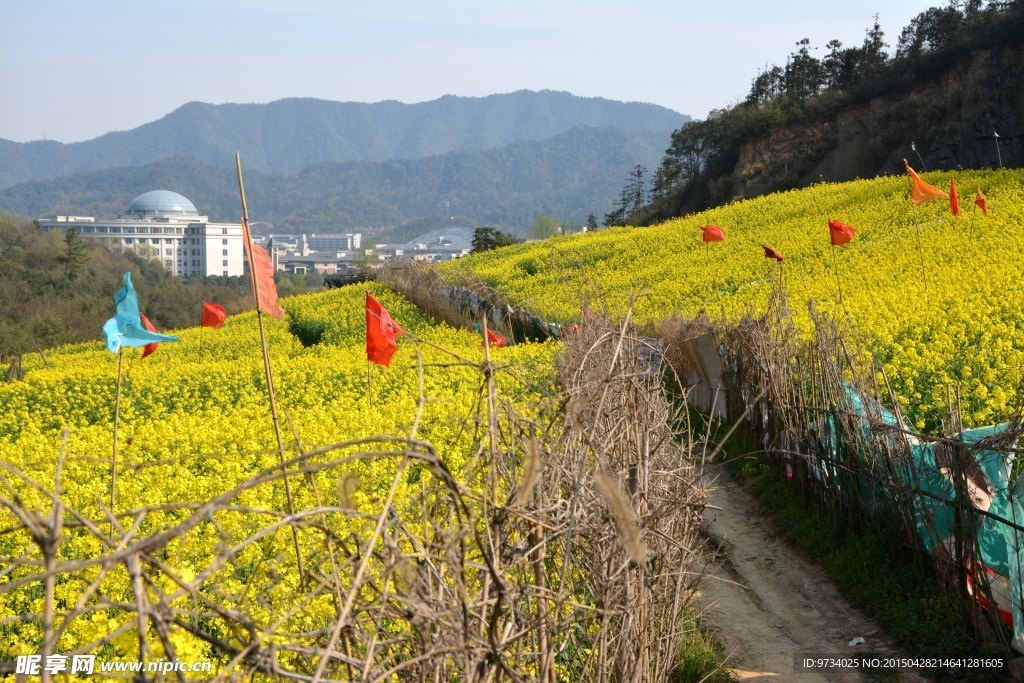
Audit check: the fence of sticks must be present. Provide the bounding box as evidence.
[0,309,712,681]
[661,284,1024,654]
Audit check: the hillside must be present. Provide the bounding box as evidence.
[0,283,715,680]
[729,42,1024,199]
[440,168,1024,431]
[0,90,687,189]
[0,127,670,235]
[0,213,260,359]
[639,2,1024,224]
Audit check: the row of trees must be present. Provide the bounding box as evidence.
[618,0,1024,226]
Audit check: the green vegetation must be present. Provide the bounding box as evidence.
[0,127,671,237]
[0,213,260,358]
[671,610,735,682]
[629,0,1024,225]
[720,426,1007,680]
[471,226,519,253]
[529,212,563,239]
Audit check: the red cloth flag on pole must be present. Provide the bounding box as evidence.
[950,178,960,217]
[484,328,508,348]
[827,219,856,246]
[366,291,405,367]
[250,243,286,320]
[140,312,159,359]
[975,187,988,216]
[903,159,948,205]
[699,225,725,242]
[201,301,227,328]
[761,244,783,262]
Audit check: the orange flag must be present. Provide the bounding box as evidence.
[975,187,988,216]
[699,225,725,242]
[484,328,508,348]
[366,291,405,367]
[903,159,948,205]
[250,244,286,320]
[140,312,159,359]
[201,301,227,328]
[949,178,960,217]
[761,244,783,262]
[827,219,856,246]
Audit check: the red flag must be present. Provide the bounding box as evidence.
[827,219,856,246]
[950,178,960,217]
[903,159,948,205]
[201,301,227,328]
[366,292,405,367]
[699,225,725,243]
[761,244,783,262]
[140,312,159,359]
[975,187,988,216]
[484,328,508,348]
[250,243,286,320]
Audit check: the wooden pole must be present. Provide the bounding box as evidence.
[110,348,124,528]
[831,243,844,307]
[912,204,930,304]
[236,153,305,585]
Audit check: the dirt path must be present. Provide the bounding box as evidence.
[696,461,923,682]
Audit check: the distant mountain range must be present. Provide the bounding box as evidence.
[0,90,686,189]
[0,126,673,239]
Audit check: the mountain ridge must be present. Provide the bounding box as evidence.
[0,91,687,189]
[0,126,670,237]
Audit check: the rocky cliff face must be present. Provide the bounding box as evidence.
[730,45,1024,199]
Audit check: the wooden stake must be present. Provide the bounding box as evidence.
[831,243,844,307]
[912,205,930,304]
[236,153,305,586]
[110,348,124,528]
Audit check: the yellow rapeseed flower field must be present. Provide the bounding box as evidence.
[0,283,559,669]
[441,169,1024,430]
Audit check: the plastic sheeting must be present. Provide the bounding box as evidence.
[825,388,1023,651]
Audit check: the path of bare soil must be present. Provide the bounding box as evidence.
[696,461,925,682]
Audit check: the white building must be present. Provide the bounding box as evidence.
[38,190,245,279]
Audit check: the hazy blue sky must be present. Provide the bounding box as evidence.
[1,0,939,143]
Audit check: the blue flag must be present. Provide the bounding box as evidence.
[102,273,179,353]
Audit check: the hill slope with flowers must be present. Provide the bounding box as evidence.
[441,168,1024,430]
[0,284,561,673]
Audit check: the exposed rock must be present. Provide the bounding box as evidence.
[730,44,1024,199]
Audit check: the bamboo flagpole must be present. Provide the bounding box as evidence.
[235,152,305,583]
[826,218,856,308]
[102,273,179,526]
[913,204,930,302]
[903,159,945,305]
[110,348,124,524]
[831,243,844,306]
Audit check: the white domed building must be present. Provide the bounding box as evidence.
[38,190,244,279]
